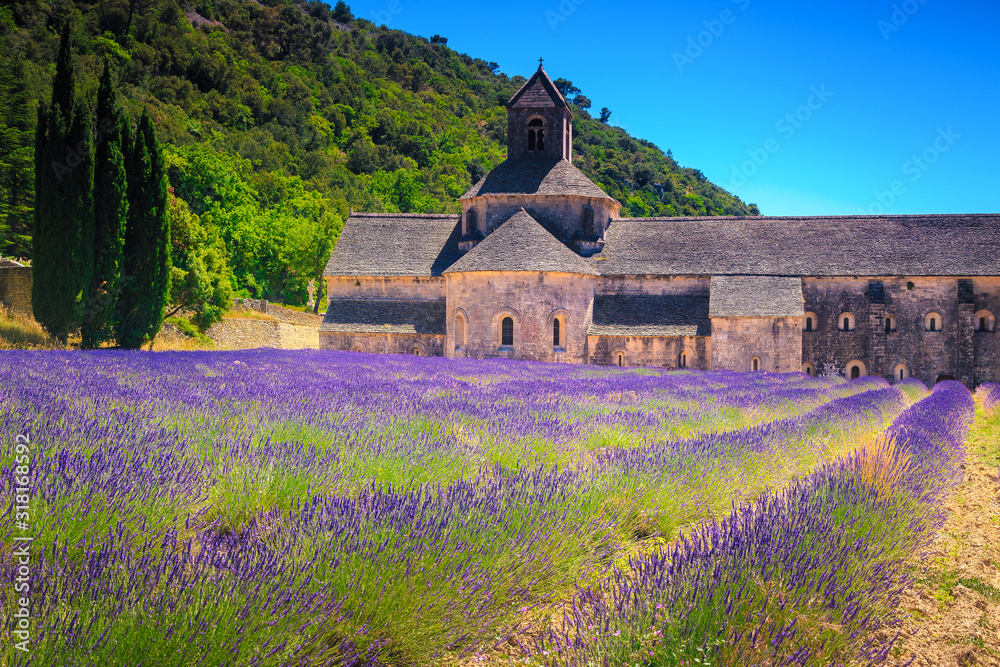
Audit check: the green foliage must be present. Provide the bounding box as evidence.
[31,29,95,342]
[0,9,35,257]
[164,315,214,345]
[166,195,233,330]
[116,111,170,349]
[8,0,757,305]
[83,60,128,349]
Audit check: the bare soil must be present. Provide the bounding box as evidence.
[887,427,1000,667]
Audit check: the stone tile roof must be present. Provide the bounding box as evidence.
[589,294,711,336]
[320,299,446,335]
[459,158,614,201]
[592,214,1000,276]
[507,66,568,109]
[709,276,804,317]
[445,209,599,275]
[323,213,461,277]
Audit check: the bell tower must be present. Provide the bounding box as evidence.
[506,60,573,162]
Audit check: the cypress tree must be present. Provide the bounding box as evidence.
[1,55,36,258]
[82,60,127,349]
[116,111,170,349]
[31,28,95,342]
[51,28,74,127]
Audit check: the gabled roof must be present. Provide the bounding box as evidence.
[592,214,1000,277]
[323,213,461,277]
[444,209,598,275]
[589,294,711,337]
[459,158,615,201]
[320,299,446,335]
[507,65,568,109]
[709,276,804,318]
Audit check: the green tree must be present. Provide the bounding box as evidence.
[599,107,612,124]
[166,195,233,330]
[31,28,95,343]
[82,60,128,349]
[116,111,170,349]
[0,48,35,257]
[332,1,354,23]
[552,78,580,98]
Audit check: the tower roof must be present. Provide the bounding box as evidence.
[507,64,569,109]
[459,158,616,201]
[445,209,598,275]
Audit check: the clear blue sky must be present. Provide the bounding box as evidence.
[347,0,999,216]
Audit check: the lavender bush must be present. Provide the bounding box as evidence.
[0,350,953,665]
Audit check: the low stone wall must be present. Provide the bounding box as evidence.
[206,318,281,349]
[266,303,322,327]
[231,299,322,327]
[0,266,32,317]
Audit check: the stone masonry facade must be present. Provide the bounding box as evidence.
[320,64,1000,388]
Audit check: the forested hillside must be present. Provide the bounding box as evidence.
[0,0,759,305]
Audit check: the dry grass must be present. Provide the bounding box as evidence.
[224,308,277,322]
[0,307,63,350]
[849,436,913,499]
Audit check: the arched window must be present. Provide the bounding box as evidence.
[679,352,687,368]
[839,313,855,332]
[804,311,818,333]
[752,357,760,372]
[454,313,466,351]
[845,360,866,380]
[929,318,936,332]
[894,363,910,382]
[411,346,420,356]
[806,317,813,332]
[802,362,816,376]
[501,316,514,347]
[618,353,624,367]
[924,312,942,332]
[975,310,995,332]
[527,118,545,152]
[553,318,561,347]
[885,318,891,333]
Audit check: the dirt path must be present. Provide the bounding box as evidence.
[887,412,1000,667]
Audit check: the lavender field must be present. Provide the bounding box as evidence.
[0,350,981,666]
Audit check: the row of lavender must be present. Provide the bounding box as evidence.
[0,350,918,665]
[536,380,975,666]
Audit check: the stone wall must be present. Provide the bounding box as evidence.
[461,194,619,243]
[598,275,709,297]
[506,106,572,162]
[711,316,802,373]
[446,270,596,362]
[588,334,710,369]
[325,276,446,301]
[319,331,445,356]
[800,277,999,386]
[0,266,32,317]
[206,318,281,349]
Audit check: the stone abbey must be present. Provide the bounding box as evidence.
[321,63,1000,387]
